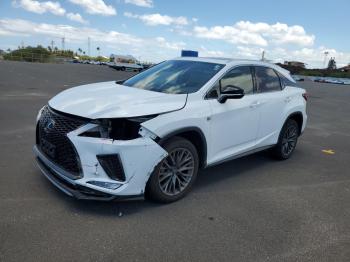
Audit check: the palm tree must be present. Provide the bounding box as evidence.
[78,48,82,55]
[97,47,100,57]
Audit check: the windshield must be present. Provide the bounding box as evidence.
[123,60,224,94]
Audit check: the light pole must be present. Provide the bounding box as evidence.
[323,51,329,68]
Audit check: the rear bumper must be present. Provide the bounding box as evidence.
[33,145,143,201]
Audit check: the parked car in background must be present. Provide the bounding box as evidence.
[109,54,143,72]
[292,75,305,81]
[34,57,307,203]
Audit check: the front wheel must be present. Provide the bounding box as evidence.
[272,119,299,160]
[146,137,199,203]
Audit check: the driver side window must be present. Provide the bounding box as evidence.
[221,66,254,94]
[206,66,254,99]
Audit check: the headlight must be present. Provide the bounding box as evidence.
[79,124,110,139]
[81,115,157,140]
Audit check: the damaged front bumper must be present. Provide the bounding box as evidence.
[34,123,167,201]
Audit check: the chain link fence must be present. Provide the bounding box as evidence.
[3,52,71,63]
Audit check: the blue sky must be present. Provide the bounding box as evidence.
[0,0,349,67]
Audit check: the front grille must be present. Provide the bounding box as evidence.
[36,106,88,178]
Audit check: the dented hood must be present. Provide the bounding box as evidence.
[49,81,187,119]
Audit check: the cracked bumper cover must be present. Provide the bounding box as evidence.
[34,125,168,200]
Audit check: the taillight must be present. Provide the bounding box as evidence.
[302,92,309,101]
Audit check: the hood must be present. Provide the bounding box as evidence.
[49,81,187,119]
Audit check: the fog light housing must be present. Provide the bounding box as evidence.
[97,154,126,181]
[87,181,122,190]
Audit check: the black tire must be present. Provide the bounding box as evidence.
[146,137,199,203]
[272,119,299,160]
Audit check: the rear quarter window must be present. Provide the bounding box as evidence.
[277,73,298,88]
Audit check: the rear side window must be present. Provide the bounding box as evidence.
[255,67,281,92]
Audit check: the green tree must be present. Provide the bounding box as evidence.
[327,57,337,70]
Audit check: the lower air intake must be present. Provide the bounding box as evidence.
[97,154,126,182]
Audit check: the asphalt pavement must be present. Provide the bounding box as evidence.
[0,60,349,262]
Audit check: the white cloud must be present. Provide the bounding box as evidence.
[193,21,315,47]
[236,46,265,58]
[199,46,226,57]
[125,0,153,8]
[155,37,186,50]
[0,18,186,61]
[233,46,350,68]
[0,18,137,44]
[289,47,350,68]
[12,0,66,16]
[124,12,188,26]
[69,0,116,16]
[194,25,268,46]
[12,1,92,24]
[66,13,88,25]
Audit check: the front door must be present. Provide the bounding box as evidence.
[207,66,260,165]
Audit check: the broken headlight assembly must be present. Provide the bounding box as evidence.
[80,115,158,140]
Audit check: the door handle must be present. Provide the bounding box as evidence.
[249,101,261,108]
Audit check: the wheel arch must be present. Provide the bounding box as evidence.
[157,127,207,168]
[283,111,303,135]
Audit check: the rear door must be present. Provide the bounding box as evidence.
[253,66,288,147]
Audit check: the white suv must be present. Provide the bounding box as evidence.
[34,57,307,202]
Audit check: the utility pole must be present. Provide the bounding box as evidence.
[51,40,54,51]
[88,37,91,57]
[61,37,65,51]
[261,50,265,61]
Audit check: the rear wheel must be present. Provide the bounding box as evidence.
[146,137,199,203]
[272,119,299,160]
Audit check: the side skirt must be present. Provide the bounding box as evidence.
[205,145,275,168]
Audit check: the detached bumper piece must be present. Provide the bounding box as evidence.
[33,146,142,201]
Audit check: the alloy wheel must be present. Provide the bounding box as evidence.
[158,148,195,196]
[282,125,298,156]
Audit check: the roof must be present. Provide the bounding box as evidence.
[173,56,295,82]
[285,61,305,64]
[174,56,237,64]
[174,56,274,66]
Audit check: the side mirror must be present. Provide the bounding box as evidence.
[218,84,245,103]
